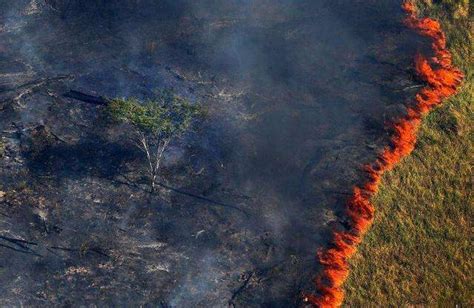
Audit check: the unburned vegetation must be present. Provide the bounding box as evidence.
[345,0,473,306]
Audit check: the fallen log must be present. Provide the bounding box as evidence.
[63,90,109,106]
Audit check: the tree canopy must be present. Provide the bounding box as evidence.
[107,91,201,138]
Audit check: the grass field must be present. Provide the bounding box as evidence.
[344,0,473,306]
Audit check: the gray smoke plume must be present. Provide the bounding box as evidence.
[0,0,424,306]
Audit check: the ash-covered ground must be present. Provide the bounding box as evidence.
[0,1,429,306]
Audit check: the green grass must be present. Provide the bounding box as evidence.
[0,139,5,158]
[344,0,473,306]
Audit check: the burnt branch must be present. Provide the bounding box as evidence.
[229,272,254,306]
[63,90,109,106]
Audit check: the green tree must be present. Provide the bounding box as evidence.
[107,92,201,192]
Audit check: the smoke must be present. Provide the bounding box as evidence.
[168,251,229,307]
[0,0,444,306]
[305,1,464,306]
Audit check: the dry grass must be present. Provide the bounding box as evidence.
[344,0,473,306]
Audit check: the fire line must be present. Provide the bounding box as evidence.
[304,1,464,307]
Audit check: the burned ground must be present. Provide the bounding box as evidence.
[0,0,430,306]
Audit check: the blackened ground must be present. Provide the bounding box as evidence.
[0,0,430,306]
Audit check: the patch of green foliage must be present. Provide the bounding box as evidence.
[108,91,201,138]
[344,0,473,306]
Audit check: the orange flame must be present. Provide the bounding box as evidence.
[304,1,463,307]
